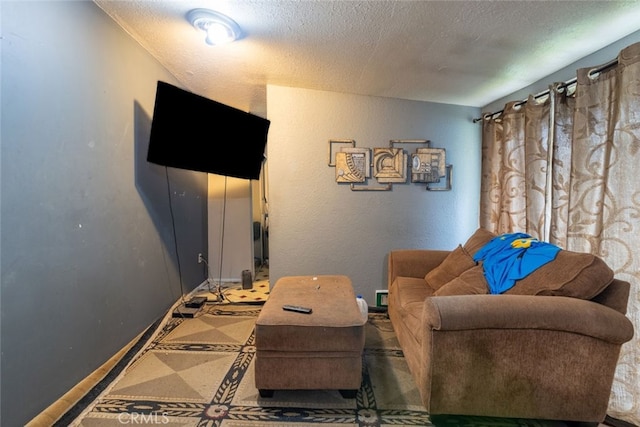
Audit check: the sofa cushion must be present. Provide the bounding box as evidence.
[463,228,497,256]
[433,265,489,296]
[394,276,434,304]
[505,250,614,300]
[424,244,477,291]
[390,277,433,346]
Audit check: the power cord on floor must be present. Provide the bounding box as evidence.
[198,254,226,303]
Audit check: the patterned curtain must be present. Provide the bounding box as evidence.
[479,97,550,239]
[480,42,640,424]
[547,86,575,248]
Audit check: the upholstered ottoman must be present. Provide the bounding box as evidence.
[254,275,366,398]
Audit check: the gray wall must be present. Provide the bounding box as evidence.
[1,2,207,425]
[266,86,481,302]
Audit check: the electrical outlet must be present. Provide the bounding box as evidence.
[375,290,389,307]
[198,253,204,264]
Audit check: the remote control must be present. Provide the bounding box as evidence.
[282,304,312,314]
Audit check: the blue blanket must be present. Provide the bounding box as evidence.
[473,232,561,294]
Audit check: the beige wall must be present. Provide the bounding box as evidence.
[208,175,254,281]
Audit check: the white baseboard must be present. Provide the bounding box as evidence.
[191,279,213,295]
[190,278,238,296]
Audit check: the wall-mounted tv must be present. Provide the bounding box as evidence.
[147,81,271,180]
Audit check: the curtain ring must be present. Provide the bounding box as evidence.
[587,68,600,81]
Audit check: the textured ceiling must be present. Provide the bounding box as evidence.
[94,0,640,116]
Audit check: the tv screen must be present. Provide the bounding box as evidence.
[147,81,270,180]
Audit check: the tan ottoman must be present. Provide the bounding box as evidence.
[254,275,366,398]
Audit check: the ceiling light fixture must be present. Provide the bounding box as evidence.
[187,9,242,46]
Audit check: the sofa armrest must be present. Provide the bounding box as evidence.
[423,295,633,344]
[388,249,449,286]
[418,294,633,420]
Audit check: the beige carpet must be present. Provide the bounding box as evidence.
[193,266,271,304]
[67,305,573,426]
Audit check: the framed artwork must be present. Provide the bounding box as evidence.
[373,148,407,183]
[341,147,371,177]
[328,138,451,191]
[411,148,446,183]
[335,151,367,182]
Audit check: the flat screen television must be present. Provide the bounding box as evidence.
[147,81,271,180]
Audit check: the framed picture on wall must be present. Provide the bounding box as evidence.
[373,148,407,183]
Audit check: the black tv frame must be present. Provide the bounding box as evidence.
[147,81,270,180]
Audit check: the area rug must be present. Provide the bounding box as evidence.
[66,305,571,427]
[222,279,270,304]
[193,266,271,304]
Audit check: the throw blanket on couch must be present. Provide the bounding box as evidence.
[473,233,561,294]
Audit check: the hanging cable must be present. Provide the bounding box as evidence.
[164,167,187,304]
[215,175,228,302]
[473,57,619,123]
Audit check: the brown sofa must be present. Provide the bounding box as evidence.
[387,228,634,423]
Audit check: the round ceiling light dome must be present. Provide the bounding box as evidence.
[187,9,242,46]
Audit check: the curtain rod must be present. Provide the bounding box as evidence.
[472,57,619,123]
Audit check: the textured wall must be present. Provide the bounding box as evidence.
[208,175,254,281]
[266,86,481,302]
[0,2,207,425]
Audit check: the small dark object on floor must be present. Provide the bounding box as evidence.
[258,389,273,398]
[257,389,357,399]
[172,305,200,318]
[185,296,207,308]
